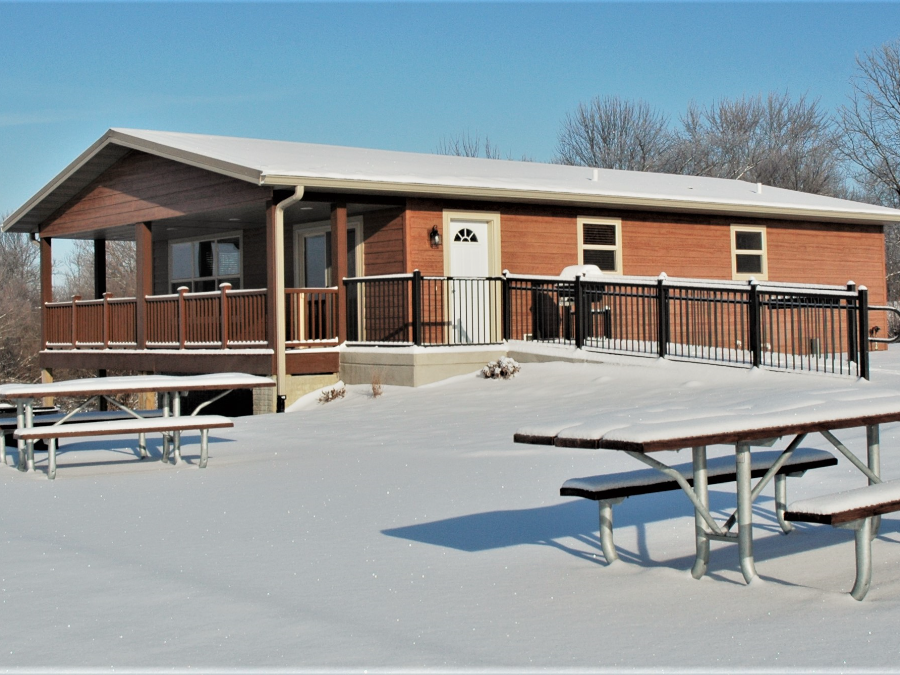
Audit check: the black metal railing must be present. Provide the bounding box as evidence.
[346,271,873,379]
[344,271,504,346]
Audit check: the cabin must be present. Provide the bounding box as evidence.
[4,129,900,413]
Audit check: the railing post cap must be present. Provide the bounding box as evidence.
[847,280,856,287]
[657,272,667,281]
[748,277,759,286]
[219,282,232,290]
[72,295,82,301]
[102,292,114,299]
[177,286,189,294]
[858,285,868,292]
[502,269,510,277]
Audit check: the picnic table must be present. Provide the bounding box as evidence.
[0,373,274,476]
[514,394,900,589]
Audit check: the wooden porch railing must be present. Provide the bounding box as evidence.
[286,288,340,347]
[43,285,339,350]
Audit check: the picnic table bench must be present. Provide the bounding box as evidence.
[14,415,233,479]
[1,409,165,447]
[561,447,837,565]
[0,373,274,479]
[516,393,900,599]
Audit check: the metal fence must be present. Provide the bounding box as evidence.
[345,271,504,346]
[348,271,875,378]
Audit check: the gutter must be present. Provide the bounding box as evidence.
[259,175,900,226]
[273,186,305,412]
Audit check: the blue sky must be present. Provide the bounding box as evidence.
[2,2,900,222]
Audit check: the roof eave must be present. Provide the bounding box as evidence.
[2,129,265,234]
[260,174,900,226]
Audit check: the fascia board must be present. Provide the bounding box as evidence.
[260,174,900,225]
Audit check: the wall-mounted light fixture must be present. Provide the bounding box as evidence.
[430,225,442,248]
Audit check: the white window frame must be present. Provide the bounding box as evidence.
[731,224,768,281]
[168,230,243,292]
[577,217,622,275]
[293,217,364,288]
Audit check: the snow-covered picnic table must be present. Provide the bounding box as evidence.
[515,394,900,590]
[0,373,274,477]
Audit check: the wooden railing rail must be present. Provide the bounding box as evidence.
[286,287,340,347]
[44,286,341,352]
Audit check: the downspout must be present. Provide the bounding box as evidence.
[274,186,305,412]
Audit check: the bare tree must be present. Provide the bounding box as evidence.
[0,226,41,383]
[838,39,900,209]
[436,132,502,159]
[554,95,675,171]
[673,93,844,195]
[59,239,136,300]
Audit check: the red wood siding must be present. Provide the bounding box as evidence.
[41,151,270,237]
[400,200,887,314]
[242,227,267,289]
[362,207,405,275]
[152,239,168,295]
[405,199,443,275]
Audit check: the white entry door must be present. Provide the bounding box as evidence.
[448,220,491,344]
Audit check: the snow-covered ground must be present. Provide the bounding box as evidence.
[5,348,900,669]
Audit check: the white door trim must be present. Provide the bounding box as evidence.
[442,210,501,278]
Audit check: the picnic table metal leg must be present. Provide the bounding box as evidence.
[173,393,182,464]
[161,393,171,462]
[15,401,26,471]
[691,445,710,579]
[199,429,209,469]
[851,517,873,601]
[598,500,619,563]
[774,475,793,534]
[735,441,757,584]
[867,425,881,539]
[24,402,35,473]
[138,433,147,459]
[47,438,56,480]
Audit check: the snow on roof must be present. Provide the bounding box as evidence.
[5,126,900,233]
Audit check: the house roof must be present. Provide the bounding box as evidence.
[5,127,900,234]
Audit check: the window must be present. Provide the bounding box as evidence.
[578,217,622,274]
[731,225,767,280]
[170,234,242,293]
[294,218,363,288]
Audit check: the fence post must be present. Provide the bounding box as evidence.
[71,296,81,348]
[656,274,668,358]
[502,271,511,341]
[411,270,422,346]
[220,283,231,349]
[847,281,858,364]
[178,286,188,349]
[102,292,113,348]
[574,275,584,350]
[858,286,870,380]
[748,278,761,368]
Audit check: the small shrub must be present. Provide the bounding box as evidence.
[371,370,384,399]
[318,384,346,403]
[481,356,521,380]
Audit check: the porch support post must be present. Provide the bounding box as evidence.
[93,239,106,298]
[331,203,348,344]
[135,222,152,349]
[39,235,52,351]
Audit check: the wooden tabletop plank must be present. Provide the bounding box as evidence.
[0,373,274,400]
[514,398,900,453]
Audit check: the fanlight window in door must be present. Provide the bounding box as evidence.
[454,228,479,243]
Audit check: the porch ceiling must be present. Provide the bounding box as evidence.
[65,201,397,242]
